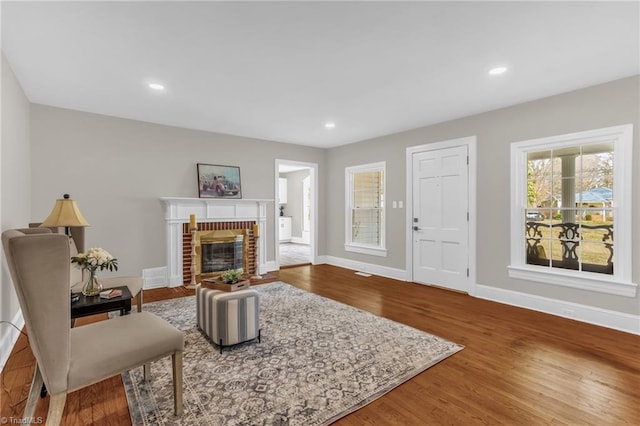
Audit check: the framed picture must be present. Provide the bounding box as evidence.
[197,163,242,199]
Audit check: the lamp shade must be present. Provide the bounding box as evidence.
[40,194,90,228]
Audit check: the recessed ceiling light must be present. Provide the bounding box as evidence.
[148,83,165,91]
[488,66,508,76]
[325,122,336,129]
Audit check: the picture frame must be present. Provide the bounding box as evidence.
[197,163,242,199]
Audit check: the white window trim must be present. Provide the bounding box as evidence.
[345,242,388,257]
[508,124,636,297]
[345,161,387,257]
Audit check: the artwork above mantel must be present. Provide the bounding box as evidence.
[160,197,272,287]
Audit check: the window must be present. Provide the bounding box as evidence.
[345,162,386,256]
[509,125,636,297]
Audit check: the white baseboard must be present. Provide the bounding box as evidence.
[290,237,309,245]
[0,310,25,371]
[321,256,406,281]
[142,266,169,289]
[263,260,277,273]
[144,280,168,290]
[475,284,640,335]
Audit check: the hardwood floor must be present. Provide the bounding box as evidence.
[2,264,639,424]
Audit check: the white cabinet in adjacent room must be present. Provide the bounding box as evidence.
[278,178,288,204]
[279,216,292,242]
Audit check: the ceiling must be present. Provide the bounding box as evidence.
[2,1,638,148]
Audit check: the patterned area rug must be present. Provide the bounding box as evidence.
[123,282,463,425]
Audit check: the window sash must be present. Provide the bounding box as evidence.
[345,163,386,252]
[509,124,635,297]
[525,143,615,275]
[352,208,382,245]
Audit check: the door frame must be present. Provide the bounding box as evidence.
[301,174,311,243]
[405,136,478,295]
[275,159,318,269]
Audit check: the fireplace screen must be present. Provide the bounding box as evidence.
[201,239,243,273]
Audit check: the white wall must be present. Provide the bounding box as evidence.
[1,52,31,367]
[325,75,640,317]
[29,105,327,278]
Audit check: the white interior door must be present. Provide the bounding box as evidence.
[412,145,469,292]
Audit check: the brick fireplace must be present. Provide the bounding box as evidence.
[182,222,256,284]
[160,198,268,287]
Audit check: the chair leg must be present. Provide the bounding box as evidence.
[143,363,151,381]
[136,290,143,312]
[46,393,67,426]
[23,364,43,420]
[172,351,183,416]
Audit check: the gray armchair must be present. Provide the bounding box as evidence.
[2,229,184,425]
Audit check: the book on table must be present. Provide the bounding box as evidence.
[99,289,123,299]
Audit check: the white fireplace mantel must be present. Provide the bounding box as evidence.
[160,197,271,287]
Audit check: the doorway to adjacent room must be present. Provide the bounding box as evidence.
[275,160,318,268]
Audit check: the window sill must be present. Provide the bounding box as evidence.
[507,265,637,297]
[345,244,387,257]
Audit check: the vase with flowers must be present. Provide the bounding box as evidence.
[71,247,118,296]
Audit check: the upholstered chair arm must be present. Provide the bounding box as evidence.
[16,227,53,235]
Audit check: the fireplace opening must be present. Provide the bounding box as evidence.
[201,238,243,273]
[193,229,249,282]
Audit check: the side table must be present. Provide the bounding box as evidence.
[71,285,133,322]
